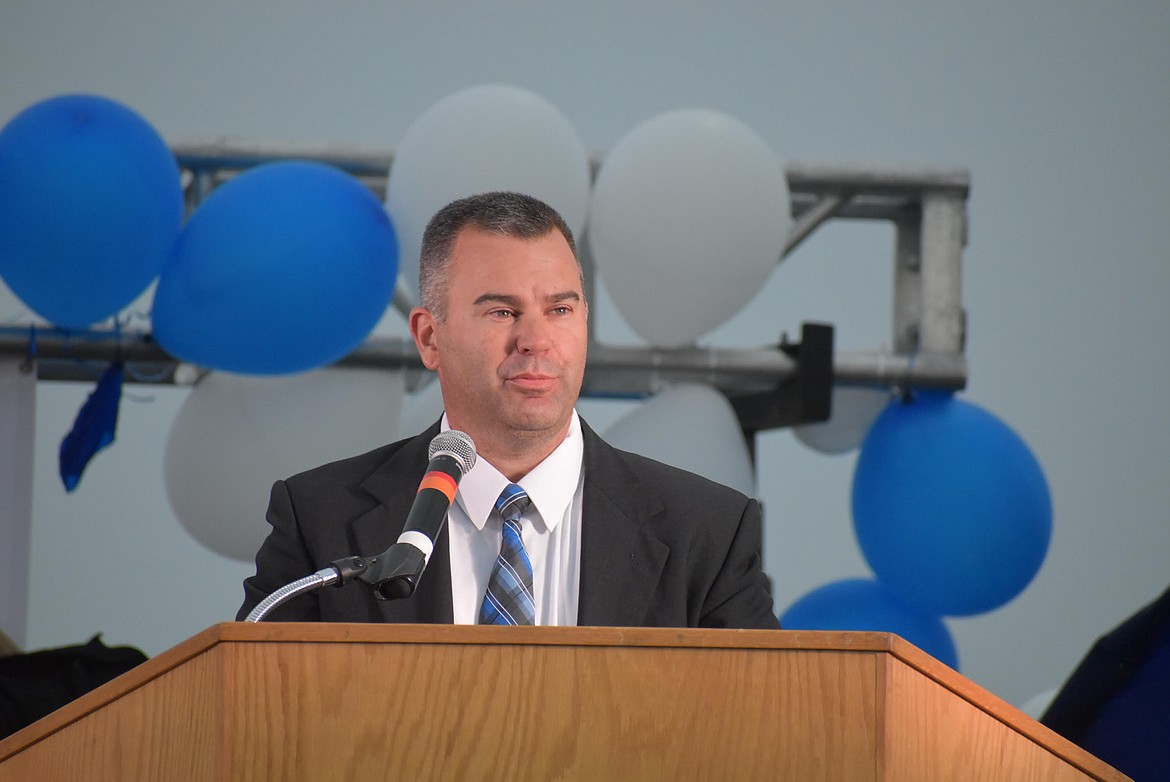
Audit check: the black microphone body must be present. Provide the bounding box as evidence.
[358,430,476,600]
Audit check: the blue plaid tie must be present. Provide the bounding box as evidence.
[479,483,535,625]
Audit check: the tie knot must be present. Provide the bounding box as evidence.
[495,483,530,523]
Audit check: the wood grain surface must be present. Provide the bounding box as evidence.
[0,624,1130,781]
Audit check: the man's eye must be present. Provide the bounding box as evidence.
[488,309,516,319]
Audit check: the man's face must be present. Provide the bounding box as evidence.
[410,227,588,454]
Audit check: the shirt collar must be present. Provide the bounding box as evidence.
[446,411,584,533]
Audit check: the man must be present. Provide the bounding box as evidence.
[237,191,779,629]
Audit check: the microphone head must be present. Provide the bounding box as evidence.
[429,430,477,475]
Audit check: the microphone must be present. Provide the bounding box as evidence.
[357,429,476,600]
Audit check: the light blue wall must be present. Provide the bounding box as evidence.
[2,1,1168,708]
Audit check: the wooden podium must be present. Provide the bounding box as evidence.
[0,623,1128,781]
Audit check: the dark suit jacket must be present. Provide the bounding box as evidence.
[237,419,780,629]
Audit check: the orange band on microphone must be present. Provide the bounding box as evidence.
[418,470,458,502]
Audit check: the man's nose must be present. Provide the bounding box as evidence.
[515,315,553,353]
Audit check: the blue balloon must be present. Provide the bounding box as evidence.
[852,391,1052,617]
[780,578,959,669]
[152,161,397,374]
[0,94,183,328]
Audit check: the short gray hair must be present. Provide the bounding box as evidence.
[418,191,581,320]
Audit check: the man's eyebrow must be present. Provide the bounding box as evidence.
[472,293,521,307]
[472,291,581,307]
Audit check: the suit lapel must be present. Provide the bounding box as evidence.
[351,422,454,624]
[576,422,670,626]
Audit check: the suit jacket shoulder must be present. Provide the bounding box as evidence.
[577,421,779,630]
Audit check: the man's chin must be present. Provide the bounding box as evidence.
[502,404,572,438]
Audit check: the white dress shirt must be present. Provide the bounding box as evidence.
[444,411,585,625]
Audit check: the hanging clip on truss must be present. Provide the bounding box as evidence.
[728,322,835,437]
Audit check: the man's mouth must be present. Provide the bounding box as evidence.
[506,373,557,391]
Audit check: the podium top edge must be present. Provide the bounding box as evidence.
[208,622,901,652]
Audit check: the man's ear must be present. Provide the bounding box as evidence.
[409,307,441,370]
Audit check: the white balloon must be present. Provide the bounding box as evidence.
[385,84,591,298]
[588,109,789,347]
[793,386,892,455]
[165,368,404,561]
[603,383,755,497]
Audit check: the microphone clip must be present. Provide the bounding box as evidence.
[355,545,427,601]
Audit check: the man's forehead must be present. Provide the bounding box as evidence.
[449,231,577,275]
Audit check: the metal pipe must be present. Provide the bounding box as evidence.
[0,328,965,394]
